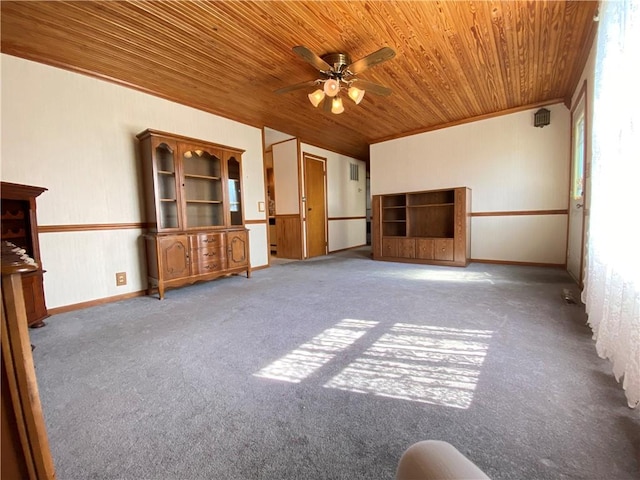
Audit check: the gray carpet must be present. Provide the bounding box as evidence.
[31,247,640,479]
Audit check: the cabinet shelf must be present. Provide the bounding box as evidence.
[184,173,221,180]
[1,211,25,220]
[407,203,454,208]
[1,231,27,239]
[160,198,177,202]
[186,200,223,204]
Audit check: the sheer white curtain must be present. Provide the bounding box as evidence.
[583,0,640,408]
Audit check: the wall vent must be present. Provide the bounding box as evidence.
[349,163,359,181]
[534,108,551,128]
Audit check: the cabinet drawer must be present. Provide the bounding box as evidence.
[189,233,223,250]
[398,238,416,258]
[434,238,454,261]
[191,257,224,275]
[195,247,222,260]
[416,238,435,260]
[382,238,399,257]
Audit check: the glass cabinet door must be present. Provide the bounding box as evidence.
[154,141,179,229]
[226,154,243,225]
[181,146,224,228]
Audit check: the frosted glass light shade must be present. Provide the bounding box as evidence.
[331,97,344,114]
[308,89,325,107]
[348,86,365,104]
[324,79,340,97]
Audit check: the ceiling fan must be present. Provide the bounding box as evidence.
[275,45,396,114]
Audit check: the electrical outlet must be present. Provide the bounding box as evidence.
[116,272,127,286]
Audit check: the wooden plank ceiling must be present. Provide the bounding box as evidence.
[1,1,598,160]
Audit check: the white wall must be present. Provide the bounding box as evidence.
[370,103,571,264]
[301,143,366,252]
[270,138,365,255]
[272,139,300,215]
[1,54,268,308]
[264,127,294,149]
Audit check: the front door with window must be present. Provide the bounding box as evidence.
[567,90,587,284]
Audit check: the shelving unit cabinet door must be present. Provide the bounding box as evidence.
[226,230,249,270]
[416,238,435,260]
[434,238,455,261]
[150,138,181,231]
[398,238,416,258]
[158,235,190,280]
[382,238,400,257]
[180,143,224,229]
[21,271,48,325]
[225,152,244,227]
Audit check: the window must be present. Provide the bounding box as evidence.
[572,106,586,200]
[583,0,640,408]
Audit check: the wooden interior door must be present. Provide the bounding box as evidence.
[304,154,327,258]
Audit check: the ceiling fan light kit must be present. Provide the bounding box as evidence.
[331,97,345,114]
[308,89,325,107]
[276,45,396,114]
[348,86,365,105]
[323,79,340,97]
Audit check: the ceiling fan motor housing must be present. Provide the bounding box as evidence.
[321,53,352,76]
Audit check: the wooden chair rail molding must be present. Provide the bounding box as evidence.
[40,220,270,231]
[39,222,147,233]
[470,209,568,217]
[328,216,367,221]
[244,219,268,225]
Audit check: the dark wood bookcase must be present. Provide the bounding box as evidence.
[372,187,471,267]
[1,182,49,326]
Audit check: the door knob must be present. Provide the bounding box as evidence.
[576,203,583,209]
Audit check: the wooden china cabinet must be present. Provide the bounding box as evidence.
[137,129,251,299]
[0,182,49,326]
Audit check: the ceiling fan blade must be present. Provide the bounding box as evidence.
[323,96,332,112]
[274,79,319,95]
[347,47,396,75]
[292,46,332,72]
[351,79,392,96]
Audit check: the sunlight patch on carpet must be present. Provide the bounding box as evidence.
[324,324,493,409]
[254,319,378,383]
[402,269,495,283]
